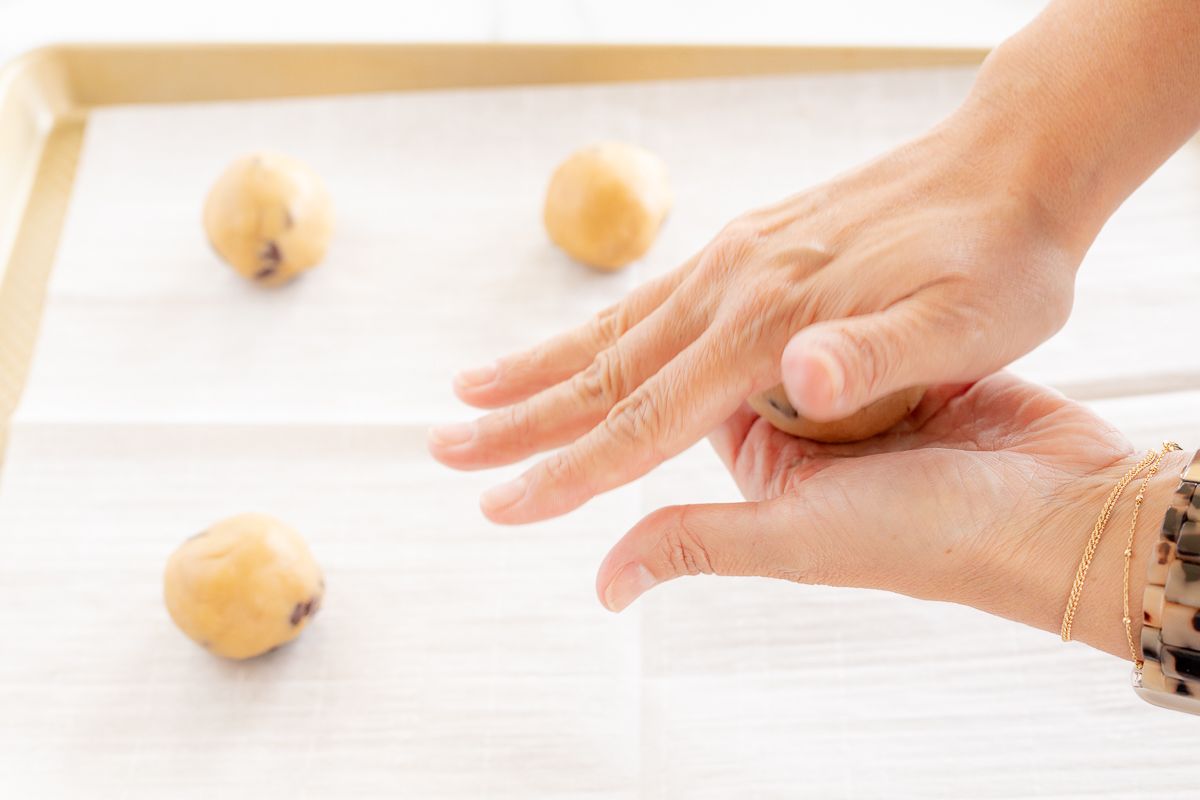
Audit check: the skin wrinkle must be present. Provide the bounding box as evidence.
[774,274,847,342]
[605,391,667,455]
[500,396,538,444]
[720,282,793,354]
[578,349,627,409]
[671,505,716,577]
[447,285,717,470]
[953,454,1044,569]
[700,227,758,280]
[585,290,704,401]
[770,491,847,588]
[538,449,584,496]
[592,301,635,348]
[469,263,696,409]
[991,456,1134,634]
[883,456,965,595]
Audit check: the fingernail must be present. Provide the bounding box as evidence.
[428,421,475,447]
[456,363,498,388]
[481,475,528,514]
[808,348,845,415]
[603,562,658,612]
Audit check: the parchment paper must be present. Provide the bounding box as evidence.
[3,68,1200,798]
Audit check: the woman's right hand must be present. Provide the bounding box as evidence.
[595,373,1188,662]
[431,105,1087,525]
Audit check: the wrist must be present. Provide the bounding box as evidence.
[948,0,1200,272]
[943,42,1121,260]
[954,448,1189,660]
[1063,449,1188,659]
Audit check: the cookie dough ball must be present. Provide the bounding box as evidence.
[749,384,925,443]
[164,512,324,660]
[203,153,333,286]
[543,141,672,271]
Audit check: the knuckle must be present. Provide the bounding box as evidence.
[704,221,760,271]
[501,400,538,440]
[591,302,632,346]
[604,391,664,451]
[791,277,842,326]
[798,184,833,213]
[654,506,716,576]
[720,214,761,241]
[540,451,577,486]
[833,323,893,399]
[755,280,798,328]
[574,351,626,407]
[720,279,796,347]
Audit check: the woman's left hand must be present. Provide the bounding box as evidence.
[596,373,1185,659]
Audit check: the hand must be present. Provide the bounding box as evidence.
[429,113,1084,524]
[595,373,1186,660]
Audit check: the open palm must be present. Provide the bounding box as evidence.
[597,374,1136,627]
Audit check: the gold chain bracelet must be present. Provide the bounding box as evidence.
[1123,442,1182,665]
[1061,448,1162,641]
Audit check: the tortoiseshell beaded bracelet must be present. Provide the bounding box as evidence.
[1135,449,1200,713]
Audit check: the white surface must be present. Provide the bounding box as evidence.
[6,423,1200,799]
[2,66,1200,798]
[0,0,1046,64]
[0,423,643,798]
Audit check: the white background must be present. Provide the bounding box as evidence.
[0,0,1046,59]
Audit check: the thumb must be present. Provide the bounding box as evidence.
[780,298,972,423]
[596,497,848,612]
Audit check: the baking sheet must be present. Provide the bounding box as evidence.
[3,67,1200,797]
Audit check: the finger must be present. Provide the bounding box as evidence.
[429,286,707,469]
[595,496,848,612]
[597,447,967,612]
[479,323,760,524]
[452,260,695,409]
[780,292,980,423]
